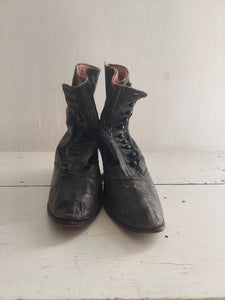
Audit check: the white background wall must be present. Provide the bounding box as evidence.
[0,0,224,151]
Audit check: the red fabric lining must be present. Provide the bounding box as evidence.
[77,63,129,84]
[111,65,129,83]
[77,64,88,81]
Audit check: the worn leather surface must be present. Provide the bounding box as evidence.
[48,64,102,225]
[99,64,165,232]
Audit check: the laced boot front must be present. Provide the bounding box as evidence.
[48,64,102,226]
[99,63,165,232]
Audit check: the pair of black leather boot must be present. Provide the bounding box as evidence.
[47,63,165,233]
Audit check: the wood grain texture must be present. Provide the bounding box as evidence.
[0,151,225,299]
[0,185,225,299]
[0,151,224,186]
[0,0,225,151]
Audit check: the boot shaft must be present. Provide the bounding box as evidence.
[62,64,100,136]
[55,64,100,174]
[99,64,148,179]
[100,64,147,129]
[48,64,102,226]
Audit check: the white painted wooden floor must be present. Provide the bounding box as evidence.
[0,152,225,300]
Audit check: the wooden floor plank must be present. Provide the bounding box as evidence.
[0,151,225,186]
[0,185,224,299]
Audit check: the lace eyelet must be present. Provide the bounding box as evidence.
[121,139,128,144]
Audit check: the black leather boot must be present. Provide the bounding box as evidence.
[47,64,102,226]
[99,63,165,232]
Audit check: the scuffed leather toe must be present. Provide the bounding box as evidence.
[103,173,165,232]
[48,173,102,225]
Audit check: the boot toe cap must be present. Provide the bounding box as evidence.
[104,176,165,232]
[48,193,98,223]
[48,175,102,225]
